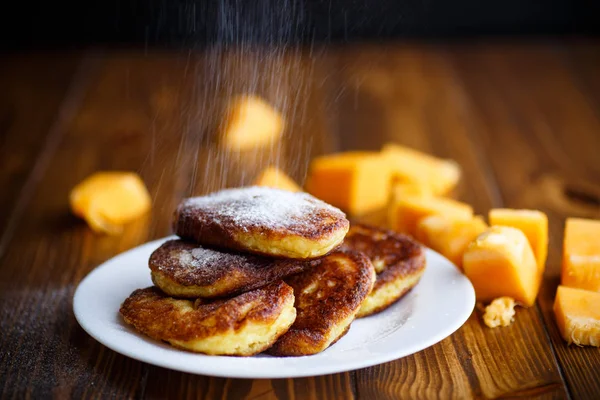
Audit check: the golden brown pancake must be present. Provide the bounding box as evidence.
[173,186,349,259]
[149,239,319,298]
[268,251,376,356]
[119,281,296,356]
[338,223,426,317]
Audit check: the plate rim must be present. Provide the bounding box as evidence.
[73,236,475,379]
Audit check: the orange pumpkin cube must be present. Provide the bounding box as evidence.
[69,172,152,235]
[253,166,301,192]
[390,181,433,201]
[553,285,600,346]
[415,215,488,269]
[381,143,461,196]
[489,208,548,273]
[463,226,540,306]
[562,218,600,292]
[388,195,473,236]
[305,152,392,215]
[220,95,283,151]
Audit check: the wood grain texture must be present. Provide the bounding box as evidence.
[447,43,600,399]
[0,52,198,398]
[334,45,567,399]
[0,54,82,245]
[1,42,600,399]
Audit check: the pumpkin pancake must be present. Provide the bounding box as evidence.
[173,186,349,259]
[268,251,375,356]
[149,239,319,298]
[119,281,296,356]
[338,223,426,317]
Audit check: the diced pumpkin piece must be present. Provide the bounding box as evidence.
[553,285,600,346]
[489,208,548,273]
[483,297,516,328]
[305,151,392,215]
[253,166,301,192]
[463,226,540,306]
[381,143,461,195]
[69,172,152,235]
[562,218,600,292]
[390,181,433,201]
[415,215,488,269]
[388,195,473,236]
[220,95,283,150]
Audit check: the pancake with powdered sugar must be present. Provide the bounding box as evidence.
[149,239,320,298]
[172,186,349,259]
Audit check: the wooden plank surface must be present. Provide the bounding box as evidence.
[447,43,600,399]
[0,54,83,246]
[335,45,566,400]
[1,42,599,399]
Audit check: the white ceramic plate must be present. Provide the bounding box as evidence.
[73,236,475,379]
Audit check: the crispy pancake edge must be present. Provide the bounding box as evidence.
[357,269,425,317]
[119,281,296,355]
[149,239,320,298]
[268,250,376,356]
[340,223,427,317]
[172,189,350,259]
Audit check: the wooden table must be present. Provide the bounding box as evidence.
[1,40,599,399]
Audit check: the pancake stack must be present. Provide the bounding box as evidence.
[120,186,426,357]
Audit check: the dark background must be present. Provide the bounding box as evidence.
[1,0,599,51]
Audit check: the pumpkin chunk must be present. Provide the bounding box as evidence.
[390,181,433,200]
[305,152,392,215]
[220,95,283,150]
[69,172,151,234]
[489,208,548,272]
[463,226,540,306]
[553,285,600,347]
[483,297,516,328]
[381,143,461,196]
[253,166,301,192]
[388,195,473,236]
[562,218,600,292]
[415,215,488,269]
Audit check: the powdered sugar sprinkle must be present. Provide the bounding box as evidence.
[180,186,345,230]
[171,245,247,270]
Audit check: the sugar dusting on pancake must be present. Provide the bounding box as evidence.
[179,186,345,233]
[173,186,350,258]
[149,240,319,297]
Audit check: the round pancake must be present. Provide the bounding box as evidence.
[149,239,319,298]
[268,251,376,356]
[119,281,296,356]
[173,186,349,259]
[338,223,426,317]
